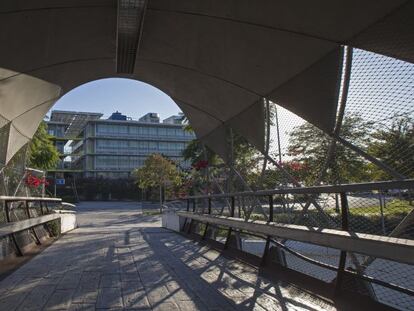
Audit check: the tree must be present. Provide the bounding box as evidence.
[368,116,414,180]
[181,124,221,167]
[27,121,60,170]
[182,124,261,194]
[287,114,371,185]
[132,154,182,212]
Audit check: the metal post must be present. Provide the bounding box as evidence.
[336,192,349,294]
[183,199,190,232]
[202,197,212,240]
[379,192,386,235]
[42,201,54,237]
[269,195,274,222]
[224,196,235,249]
[25,201,41,245]
[186,199,196,234]
[261,195,274,266]
[5,201,23,256]
[340,193,349,230]
[39,201,45,215]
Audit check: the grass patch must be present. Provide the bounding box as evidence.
[142,210,161,216]
[346,199,412,216]
[247,199,413,235]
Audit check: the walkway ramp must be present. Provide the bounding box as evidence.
[0,202,335,311]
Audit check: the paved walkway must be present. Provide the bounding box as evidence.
[0,202,335,310]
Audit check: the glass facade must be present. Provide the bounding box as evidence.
[80,120,194,178]
[47,123,67,138]
[95,123,193,139]
[95,139,185,156]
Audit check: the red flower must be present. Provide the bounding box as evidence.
[25,174,49,188]
[193,160,209,171]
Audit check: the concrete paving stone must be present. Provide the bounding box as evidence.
[67,303,96,311]
[194,289,235,310]
[56,273,82,290]
[167,286,195,302]
[222,287,248,300]
[0,202,340,311]
[72,285,99,304]
[177,298,209,311]
[78,272,101,289]
[120,272,141,282]
[17,285,56,311]
[0,290,30,311]
[0,274,26,293]
[122,281,144,292]
[43,289,75,310]
[122,286,151,309]
[145,284,174,306]
[152,301,180,311]
[96,286,123,309]
[100,273,121,288]
[39,274,65,286]
[254,292,284,311]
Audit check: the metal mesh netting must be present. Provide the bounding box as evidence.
[0,141,48,226]
[0,146,30,197]
[165,190,414,311]
[343,48,414,179]
[257,47,413,189]
[343,252,414,311]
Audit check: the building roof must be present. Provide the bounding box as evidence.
[50,110,103,138]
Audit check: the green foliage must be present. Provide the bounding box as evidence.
[46,219,61,237]
[231,134,259,182]
[367,116,414,180]
[182,125,221,167]
[287,114,371,185]
[27,122,60,170]
[133,153,182,191]
[182,139,220,167]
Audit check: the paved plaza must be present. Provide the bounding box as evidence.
[0,202,335,310]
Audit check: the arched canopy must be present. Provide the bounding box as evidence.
[0,0,413,163]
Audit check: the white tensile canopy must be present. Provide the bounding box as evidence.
[0,0,412,164]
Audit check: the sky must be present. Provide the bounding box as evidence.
[48,77,304,157]
[47,78,181,121]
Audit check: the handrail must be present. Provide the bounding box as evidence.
[177,211,414,265]
[0,195,64,256]
[61,202,76,209]
[0,196,62,202]
[172,180,414,300]
[174,179,414,200]
[0,214,61,238]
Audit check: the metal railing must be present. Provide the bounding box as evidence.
[0,196,63,256]
[166,179,414,310]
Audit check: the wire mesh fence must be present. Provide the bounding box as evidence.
[165,179,414,310]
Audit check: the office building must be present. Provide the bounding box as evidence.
[50,111,195,178]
